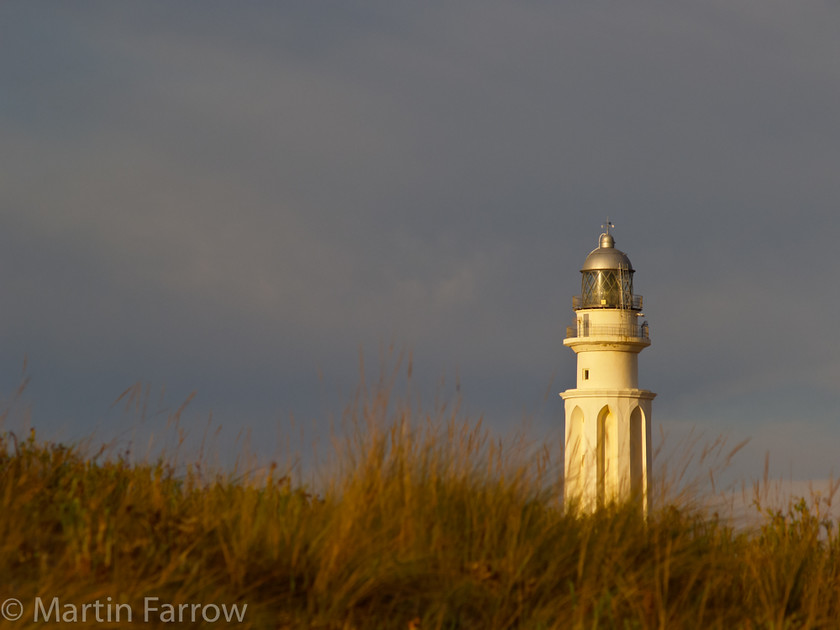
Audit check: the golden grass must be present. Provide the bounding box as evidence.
[1,366,839,629]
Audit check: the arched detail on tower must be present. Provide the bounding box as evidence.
[596,405,617,505]
[567,406,585,457]
[566,406,586,502]
[629,406,646,500]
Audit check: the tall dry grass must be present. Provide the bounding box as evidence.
[1,364,839,629]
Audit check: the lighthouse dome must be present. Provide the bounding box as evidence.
[580,233,634,272]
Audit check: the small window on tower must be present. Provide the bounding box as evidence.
[583,369,590,380]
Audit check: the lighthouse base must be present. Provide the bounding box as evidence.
[560,388,655,514]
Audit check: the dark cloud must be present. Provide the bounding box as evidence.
[1,1,839,481]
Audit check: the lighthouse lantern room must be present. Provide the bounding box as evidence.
[561,223,655,512]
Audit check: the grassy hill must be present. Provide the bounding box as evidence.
[1,379,838,629]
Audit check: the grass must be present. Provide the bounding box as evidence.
[1,365,840,629]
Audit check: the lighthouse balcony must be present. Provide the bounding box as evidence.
[565,322,650,341]
[572,294,643,311]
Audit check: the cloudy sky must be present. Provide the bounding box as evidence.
[1,2,839,485]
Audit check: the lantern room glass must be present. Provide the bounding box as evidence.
[580,269,634,308]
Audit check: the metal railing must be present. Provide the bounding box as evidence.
[572,295,643,310]
[565,323,650,340]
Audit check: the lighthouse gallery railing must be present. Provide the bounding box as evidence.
[572,295,643,310]
[565,322,650,340]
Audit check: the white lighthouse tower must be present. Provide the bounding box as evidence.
[561,223,655,512]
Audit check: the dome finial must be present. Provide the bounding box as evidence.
[599,218,615,249]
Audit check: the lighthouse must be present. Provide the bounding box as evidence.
[561,223,655,512]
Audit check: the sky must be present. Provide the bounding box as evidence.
[1,2,839,487]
